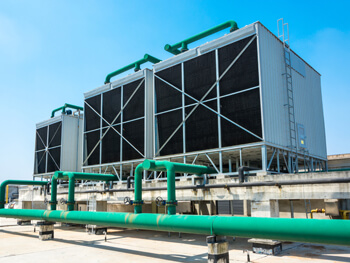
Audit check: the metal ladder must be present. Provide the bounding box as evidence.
[278,18,298,173]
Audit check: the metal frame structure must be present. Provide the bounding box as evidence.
[34,117,62,177]
[81,22,327,183]
[33,112,83,180]
[150,22,326,179]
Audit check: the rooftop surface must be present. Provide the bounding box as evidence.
[1,218,349,263]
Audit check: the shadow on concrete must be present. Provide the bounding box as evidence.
[0,229,207,262]
[276,243,350,263]
[44,225,209,247]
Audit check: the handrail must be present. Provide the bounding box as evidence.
[104,54,161,84]
[164,20,239,55]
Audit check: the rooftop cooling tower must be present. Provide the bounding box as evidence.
[33,104,83,179]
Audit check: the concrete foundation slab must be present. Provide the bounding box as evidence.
[1,220,350,262]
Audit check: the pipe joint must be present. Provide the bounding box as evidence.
[132,200,144,206]
[166,200,178,207]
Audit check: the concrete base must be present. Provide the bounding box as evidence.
[248,238,282,255]
[207,236,229,263]
[36,221,54,241]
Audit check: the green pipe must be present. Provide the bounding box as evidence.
[104,54,161,84]
[51,103,84,118]
[0,180,48,209]
[50,171,117,211]
[164,20,239,55]
[134,160,215,215]
[0,209,350,246]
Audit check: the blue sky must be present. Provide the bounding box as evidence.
[0,1,349,180]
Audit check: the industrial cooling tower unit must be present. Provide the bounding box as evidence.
[82,22,327,181]
[33,107,83,179]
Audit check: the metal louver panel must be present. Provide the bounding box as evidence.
[34,121,62,174]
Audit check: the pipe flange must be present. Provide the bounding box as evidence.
[49,201,58,205]
[132,200,144,206]
[66,202,75,205]
[166,200,178,207]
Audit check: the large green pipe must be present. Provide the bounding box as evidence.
[104,54,161,84]
[50,171,117,211]
[0,209,349,246]
[0,180,48,209]
[51,103,84,118]
[134,160,215,215]
[164,20,239,55]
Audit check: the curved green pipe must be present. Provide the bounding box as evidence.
[134,160,215,215]
[104,54,161,84]
[51,103,84,118]
[0,180,48,209]
[50,171,117,211]
[1,209,350,246]
[164,20,239,55]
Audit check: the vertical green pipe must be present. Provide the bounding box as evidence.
[67,174,75,211]
[165,163,176,215]
[134,163,144,214]
[50,179,57,210]
[142,160,215,215]
[50,171,62,210]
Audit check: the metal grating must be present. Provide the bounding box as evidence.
[84,78,146,166]
[34,121,62,174]
[154,35,262,158]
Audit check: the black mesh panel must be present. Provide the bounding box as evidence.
[85,95,101,131]
[184,51,216,105]
[122,119,144,161]
[48,122,62,148]
[86,131,100,165]
[156,109,183,156]
[185,101,218,152]
[155,64,182,113]
[220,89,262,146]
[123,79,144,121]
[36,127,47,151]
[35,151,46,174]
[103,88,121,127]
[219,36,259,96]
[102,127,121,164]
[47,147,61,173]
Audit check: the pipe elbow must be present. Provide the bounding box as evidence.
[135,163,144,175]
[104,75,111,84]
[68,174,75,180]
[52,171,62,181]
[0,180,10,188]
[164,163,175,174]
[228,20,239,32]
[164,44,172,51]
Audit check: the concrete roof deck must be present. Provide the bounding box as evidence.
[1,218,350,263]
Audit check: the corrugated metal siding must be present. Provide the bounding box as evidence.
[61,115,83,171]
[258,23,327,159]
[258,23,289,148]
[292,64,327,158]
